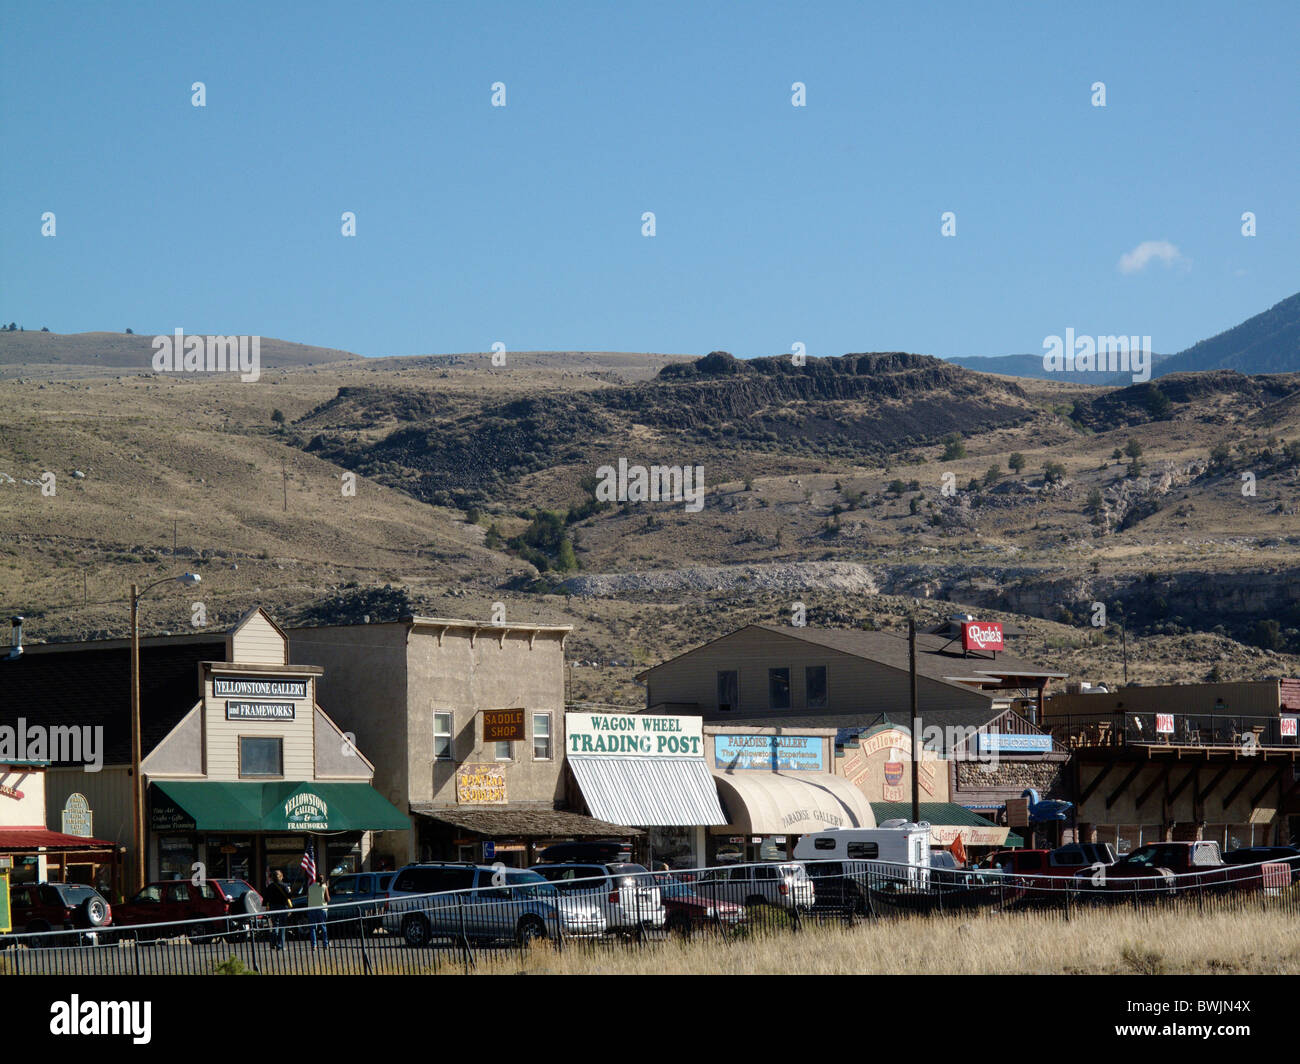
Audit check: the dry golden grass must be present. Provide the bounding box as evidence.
[464,906,1300,975]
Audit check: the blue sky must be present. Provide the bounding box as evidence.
[3,1,1297,360]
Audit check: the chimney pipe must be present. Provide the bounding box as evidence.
[6,616,23,660]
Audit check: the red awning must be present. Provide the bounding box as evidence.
[0,828,116,850]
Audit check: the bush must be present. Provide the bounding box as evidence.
[1008,453,1027,473]
[941,434,966,460]
[982,465,1002,488]
[213,954,256,975]
[1042,461,1067,485]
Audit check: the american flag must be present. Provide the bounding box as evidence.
[301,843,317,885]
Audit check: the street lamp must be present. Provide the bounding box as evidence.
[130,572,201,891]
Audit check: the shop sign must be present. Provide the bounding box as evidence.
[150,790,196,832]
[284,791,329,828]
[213,676,308,699]
[0,855,12,870]
[961,621,1003,653]
[61,793,94,837]
[483,709,526,742]
[778,807,845,831]
[714,734,824,771]
[929,824,1007,847]
[840,727,947,803]
[457,764,507,805]
[975,733,1052,754]
[567,713,703,757]
[0,783,22,801]
[225,700,296,721]
[1156,714,1175,735]
[1282,717,1298,738]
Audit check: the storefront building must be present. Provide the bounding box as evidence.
[0,759,118,893]
[703,726,875,863]
[290,616,635,867]
[137,608,408,889]
[564,710,726,868]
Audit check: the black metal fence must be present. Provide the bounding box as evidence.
[3,857,1297,975]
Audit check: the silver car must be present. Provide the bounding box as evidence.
[384,864,606,946]
[530,862,667,933]
[699,862,816,911]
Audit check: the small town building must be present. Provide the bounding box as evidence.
[1043,680,1300,852]
[289,616,635,867]
[1,608,406,896]
[563,709,726,868]
[0,759,118,893]
[701,725,876,863]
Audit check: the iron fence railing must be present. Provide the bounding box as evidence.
[1044,711,1299,749]
[3,856,1297,974]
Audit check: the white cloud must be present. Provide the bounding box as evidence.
[1117,240,1187,274]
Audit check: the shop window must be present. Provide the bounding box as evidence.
[768,668,791,711]
[433,712,453,760]
[717,671,738,713]
[495,740,512,761]
[806,665,828,710]
[239,736,283,777]
[533,713,552,760]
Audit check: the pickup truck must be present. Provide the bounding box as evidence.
[990,843,1116,879]
[1071,841,1290,894]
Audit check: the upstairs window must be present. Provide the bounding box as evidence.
[768,668,791,711]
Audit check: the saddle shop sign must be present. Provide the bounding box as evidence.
[962,621,1004,654]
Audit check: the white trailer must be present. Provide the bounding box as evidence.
[793,820,933,889]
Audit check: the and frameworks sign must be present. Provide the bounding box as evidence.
[225,701,296,721]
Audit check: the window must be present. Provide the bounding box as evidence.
[393,867,475,893]
[768,668,791,711]
[846,842,879,859]
[533,713,552,759]
[717,671,738,713]
[813,837,837,851]
[806,665,828,710]
[495,740,512,761]
[433,712,453,760]
[239,736,282,777]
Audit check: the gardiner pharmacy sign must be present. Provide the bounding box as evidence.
[567,713,703,757]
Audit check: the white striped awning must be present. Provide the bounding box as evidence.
[569,756,727,827]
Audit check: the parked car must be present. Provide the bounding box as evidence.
[384,863,606,947]
[2,882,112,945]
[328,871,394,934]
[697,862,815,911]
[651,873,746,935]
[112,879,255,941]
[1071,841,1277,894]
[528,862,667,933]
[1223,845,1300,872]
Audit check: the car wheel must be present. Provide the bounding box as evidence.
[25,922,53,947]
[666,913,693,939]
[516,916,546,947]
[80,896,110,928]
[401,914,432,948]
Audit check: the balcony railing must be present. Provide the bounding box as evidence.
[1044,711,1299,750]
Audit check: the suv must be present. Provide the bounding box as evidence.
[528,862,667,933]
[698,862,815,911]
[328,871,395,935]
[4,882,112,945]
[384,863,606,947]
[112,879,255,941]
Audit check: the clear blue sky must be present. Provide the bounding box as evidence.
[3,1,1297,360]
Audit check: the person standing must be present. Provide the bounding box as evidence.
[264,868,293,950]
[306,872,330,949]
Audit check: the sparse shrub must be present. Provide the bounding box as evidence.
[1008,453,1027,473]
[1253,619,1283,651]
[982,465,1001,488]
[1121,945,1167,976]
[1042,461,1067,485]
[887,479,906,495]
[909,497,920,515]
[271,408,285,425]
[941,434,966,460]
[1124,438,1143,460]
[213,954,255,975]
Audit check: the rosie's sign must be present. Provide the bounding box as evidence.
[961,621,1004,653]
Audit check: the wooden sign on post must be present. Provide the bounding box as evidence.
[1006,798,1030,829]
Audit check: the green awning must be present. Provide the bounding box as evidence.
[150,780,408,833]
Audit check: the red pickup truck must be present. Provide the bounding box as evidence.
[1072,841,1291,894]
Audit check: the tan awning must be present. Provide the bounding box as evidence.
[710,770,876,834]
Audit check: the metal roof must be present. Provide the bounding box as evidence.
[569,757,727,827]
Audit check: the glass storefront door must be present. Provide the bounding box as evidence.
[204,837,254,883]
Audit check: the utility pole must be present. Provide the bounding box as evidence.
[282,461,288,512]
[909,617,920,826]
[1121,618,1129,685]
